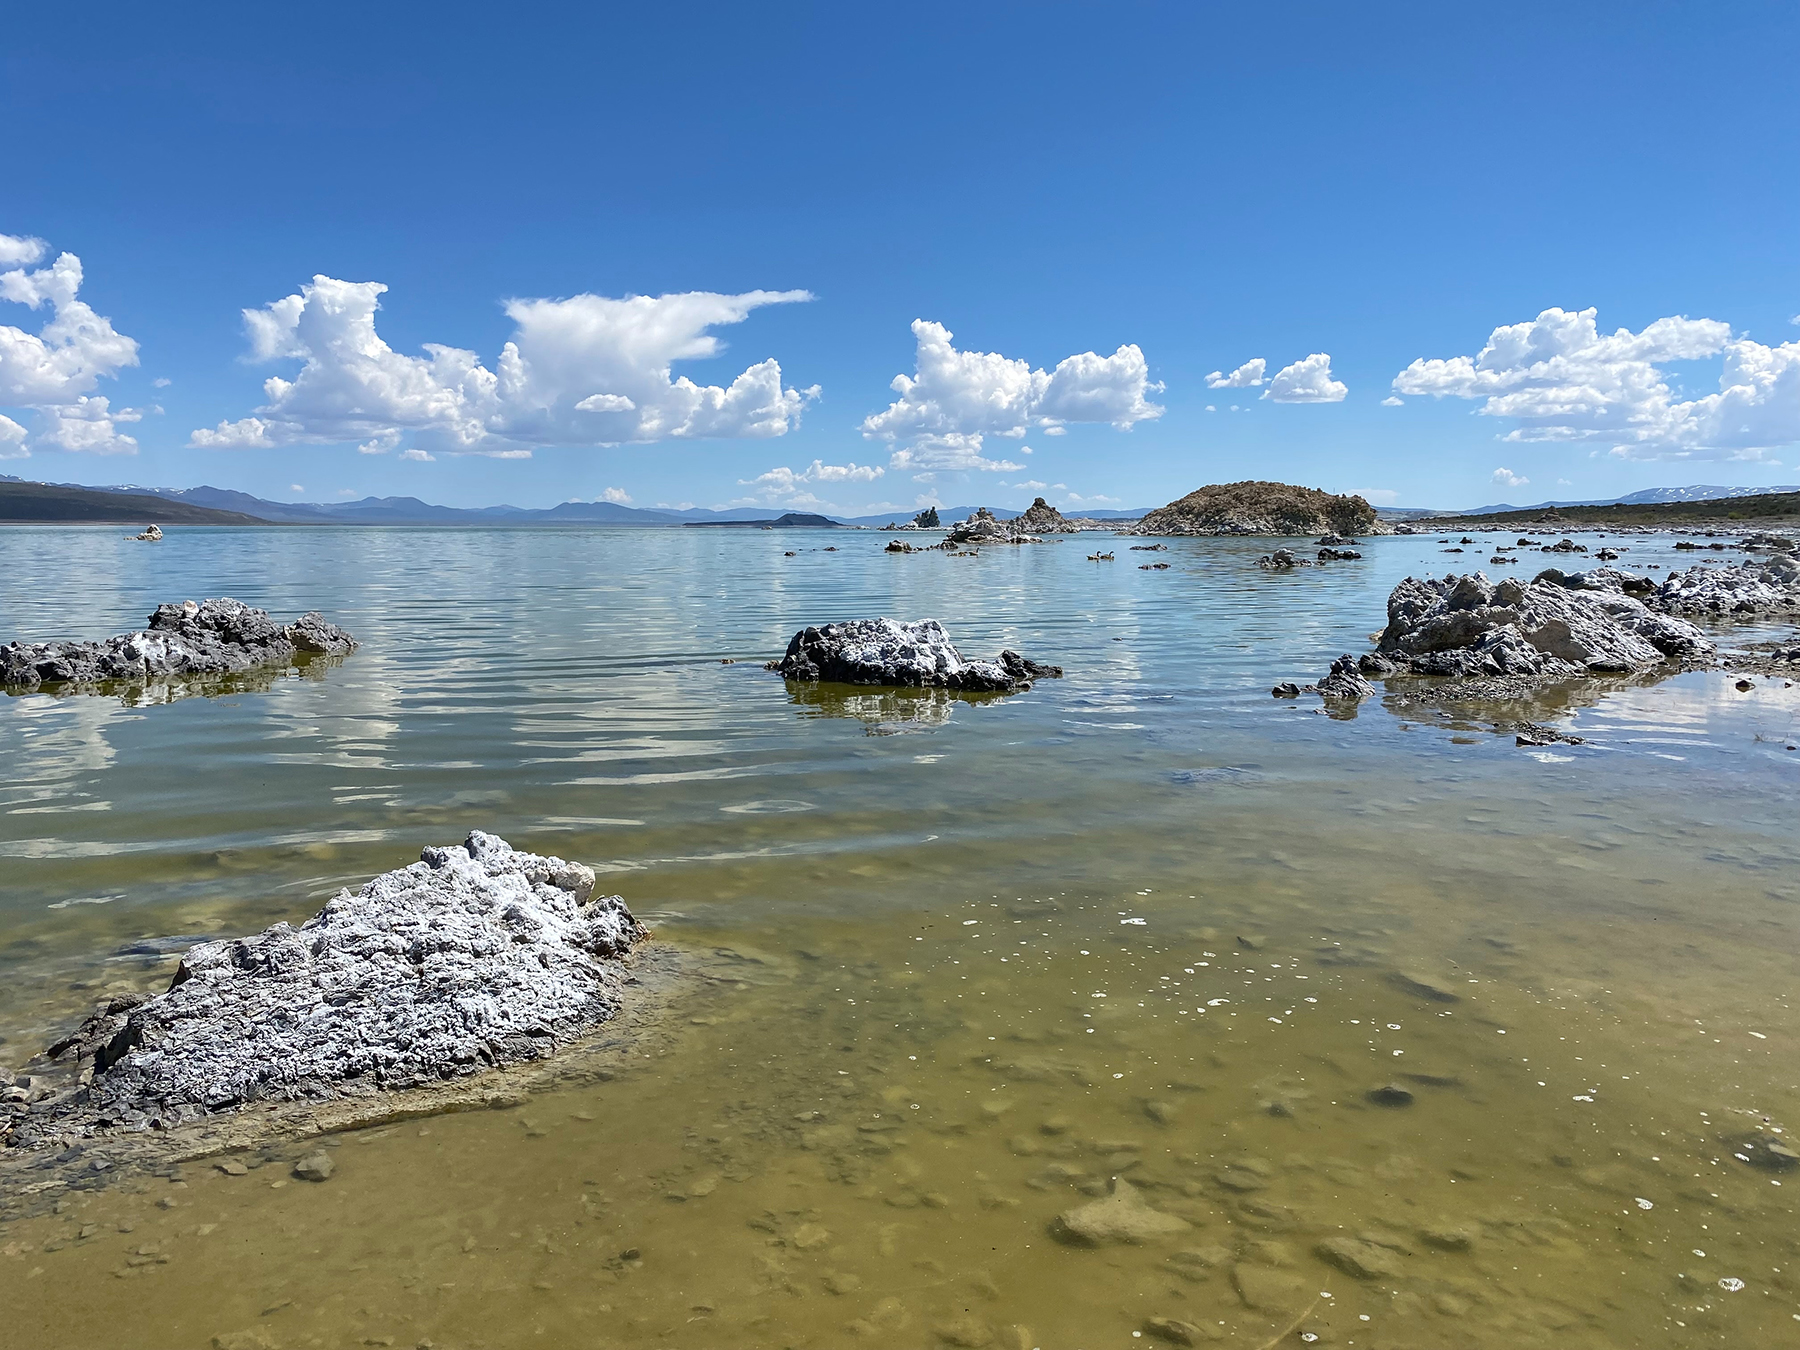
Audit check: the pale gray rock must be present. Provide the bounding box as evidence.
[0,598,356,692]
[292,1149,334,1182]
[1377,571,1713,678]
[947,507,1042,545]
[13,833,647,1143]
[1655,553,1800,616]
[768,618,1061,692]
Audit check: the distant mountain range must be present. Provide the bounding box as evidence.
[6,471,1793,528]
[0,474,1151,527]
[1454,484,1800,516]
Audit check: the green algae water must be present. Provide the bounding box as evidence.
[2,524,1799,1350]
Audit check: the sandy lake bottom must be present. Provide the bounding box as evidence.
[1,525,1798,1349]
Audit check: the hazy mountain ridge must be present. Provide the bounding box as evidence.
[1458,484,1800,515]
[8,472,1794,527]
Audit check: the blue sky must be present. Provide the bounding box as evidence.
[4,2,1799,514]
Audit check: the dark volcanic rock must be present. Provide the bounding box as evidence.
[9,833,648,1144]
[1315,655,1377,699]
[767,619,1061,693]
[1,598,356,693]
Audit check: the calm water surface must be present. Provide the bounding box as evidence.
[1,525,1798,1349]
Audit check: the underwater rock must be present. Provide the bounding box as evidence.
[1315,1235,1404,1279]
[1050,1176,1192,1245]
[768,618,1062,693]
[292,1150,334,1182]
[9,832,648,1145]
[1,598,357,692]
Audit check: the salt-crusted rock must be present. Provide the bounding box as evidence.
[1377,572,1714,678]
[12,833,647,1141]
[1655,554,1800,617]
[0,598,357,692]
[767,619,1062,692]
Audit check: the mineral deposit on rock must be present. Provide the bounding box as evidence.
[9,832,648,1144]
[1375,572,1713,678]
[1,598,357,692]
[1655,553,1800,617]
[767,618,1062,693]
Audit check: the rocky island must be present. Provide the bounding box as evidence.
[1132,481,1390,537]
[768,618,1062,692]
[1,598,357,693]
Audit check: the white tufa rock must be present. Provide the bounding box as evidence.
[21,833,647,1139]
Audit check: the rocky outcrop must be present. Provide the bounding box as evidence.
[1133,481,1391,537]
[1654,553,1800,616]
[946,507,1039,545]
[1376,572,1714,678]
[1013,497,1067,533]
[1316,655,1377,699]
[7,833,648,1145]
[1,598,357,692]
[767,618,1062,692]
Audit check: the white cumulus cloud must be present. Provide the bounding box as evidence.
[1350,487,1399,505]
[1205,358,1266,389]
[597,486,632,504]
[0,411,27,458]
[738,458,884,506]
[0,238,143,455]
[861,320,1161,477]
[1491,467,1529,488]
[192,276,818,454]
[399,448,434,462]
[0,234,47,267]
[1263,353,1347,403]
[1393,305,1800,461]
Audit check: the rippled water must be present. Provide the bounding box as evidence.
[2,524,1798,1349]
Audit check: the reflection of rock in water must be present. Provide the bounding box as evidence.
[785,682,1002,734]
[4,652,351,707]
[1381,667,1666,742]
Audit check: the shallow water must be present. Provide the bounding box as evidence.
[1,524,1798,1349]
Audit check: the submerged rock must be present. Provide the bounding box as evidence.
[768,619,1062,693]
[1,598,357,693]
[1050,1176,1191,1245]
[1376,571,1713,679]
[1316,1235,1403,1279]
[10,832,648,1144]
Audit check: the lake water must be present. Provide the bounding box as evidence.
[1,524,1798,1350]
